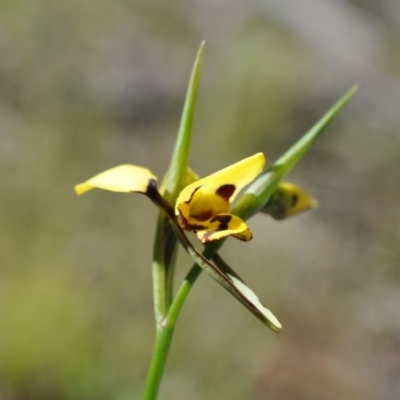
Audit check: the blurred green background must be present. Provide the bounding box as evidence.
[1,0,400,399]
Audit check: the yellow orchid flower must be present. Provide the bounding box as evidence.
[175,153,265,242]
[74,153,266,243]
[261,182,319,220]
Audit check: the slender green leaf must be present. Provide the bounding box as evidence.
[164,41,205,203]
[212,253,281,332]
[233,85,359,221]
[152,42,205,318]
[169,223,281,331]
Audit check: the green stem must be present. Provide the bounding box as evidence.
[164,223,178,309]
[167,264,202,326]
[151,215,168,322]
[142,323,174,400]
[145,206,176,399]
[143,247,221,400]
[142,264,202,400]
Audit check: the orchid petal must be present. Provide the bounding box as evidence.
[196,214,252,243]
[262,182,318,220]
[74,164,157,195]
[176,153,266,224]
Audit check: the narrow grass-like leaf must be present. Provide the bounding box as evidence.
[212,253,281,332]
[164,41,205,203]
[170,223,281,331]
[233,85,359,221]
[152,42,205,317]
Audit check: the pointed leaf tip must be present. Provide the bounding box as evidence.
[228,275,282,332]
[233,85,359,221]
[164,41,205,202]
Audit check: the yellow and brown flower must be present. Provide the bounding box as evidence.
[74,153,266,243]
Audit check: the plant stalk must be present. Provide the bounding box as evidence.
[143,264,202,400]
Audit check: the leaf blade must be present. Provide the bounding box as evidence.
[164,41,205,203]
[233,85,359,221]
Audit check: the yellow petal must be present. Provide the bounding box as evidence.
[261,182,318,220]
[196,214,253,243]
[74,164,157,195]
[176,153,266,221]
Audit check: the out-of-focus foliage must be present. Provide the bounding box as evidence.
[1,0,400,399]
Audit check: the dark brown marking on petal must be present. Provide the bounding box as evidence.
[179,212,208,231]
[216,184,235,201]
[210,214,232,231]
[210,215,232,223]
[191,209,214,222]
[184,186,202,204]
[189,223,208,231]
[291,194,299,209]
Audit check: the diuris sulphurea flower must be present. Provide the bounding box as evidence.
[74,152,282,332]
[261,182,319,220]
[175,153,265,242]
[75,153,265,244]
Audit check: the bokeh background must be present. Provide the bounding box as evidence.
[1,0,400,399]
